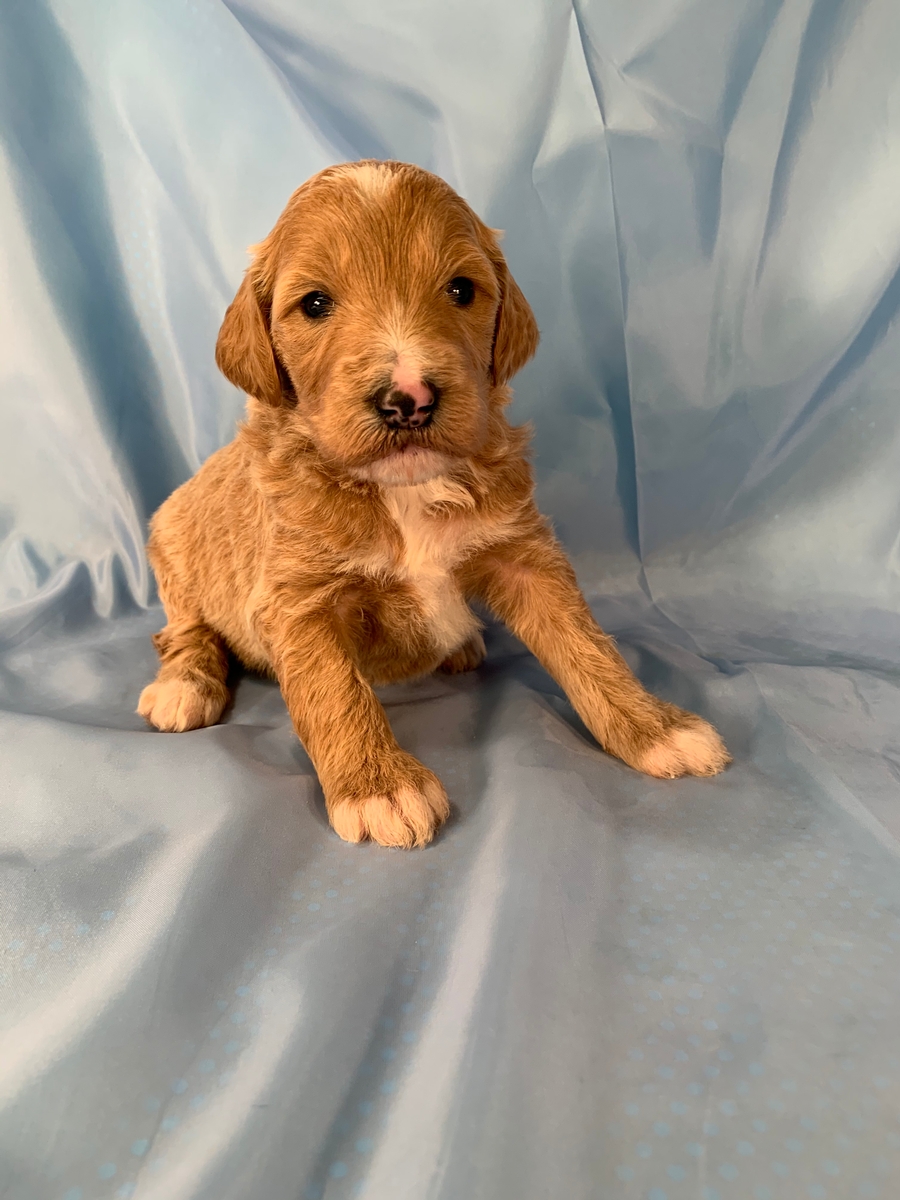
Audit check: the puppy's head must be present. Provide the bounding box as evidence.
[216,161,538,485]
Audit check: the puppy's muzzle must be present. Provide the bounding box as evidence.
[373,384,439,430]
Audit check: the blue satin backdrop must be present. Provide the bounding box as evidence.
[1,2,899,1198]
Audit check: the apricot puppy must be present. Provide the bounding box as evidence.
[138,160,729,847]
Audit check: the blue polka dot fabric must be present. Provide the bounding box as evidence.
[2,626,899,1199]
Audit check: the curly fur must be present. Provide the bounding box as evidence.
[138,161,730,848]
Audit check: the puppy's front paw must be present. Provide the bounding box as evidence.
[438,633,486,675]
[137,677,226,732]
[635,711,731,779]
[327,758,450,849]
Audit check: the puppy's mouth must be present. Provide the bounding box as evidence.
[350,444,450,487]
[307,369,487,485]
[383,429,433,453]
[359,395,448,475]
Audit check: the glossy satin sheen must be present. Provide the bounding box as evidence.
[1,2,900,1199]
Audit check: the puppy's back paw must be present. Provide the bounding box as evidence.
[438,633,486,675]
[137,677,227,733]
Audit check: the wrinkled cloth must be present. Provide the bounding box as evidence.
[1,2,899,1198]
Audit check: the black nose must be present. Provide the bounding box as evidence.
[374,386,437,430]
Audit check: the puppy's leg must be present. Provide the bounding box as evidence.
[438,632,486,675]
[138,621,230,732]
[267,612,449,848]
[469,534,730,778]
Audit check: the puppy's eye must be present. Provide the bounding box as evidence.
[300,290,334,320]
[446,276,475,307]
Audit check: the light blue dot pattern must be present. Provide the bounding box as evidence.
[30,789,900,1200]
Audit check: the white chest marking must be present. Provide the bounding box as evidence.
[380,479,480,659]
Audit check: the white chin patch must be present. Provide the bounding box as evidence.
[350,448,450,487]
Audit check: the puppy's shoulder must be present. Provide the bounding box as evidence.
[148,433,259,552]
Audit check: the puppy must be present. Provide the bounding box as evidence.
[138,160,729,848]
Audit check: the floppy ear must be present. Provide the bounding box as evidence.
[490,249,540,387]
[215,249,283,406]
